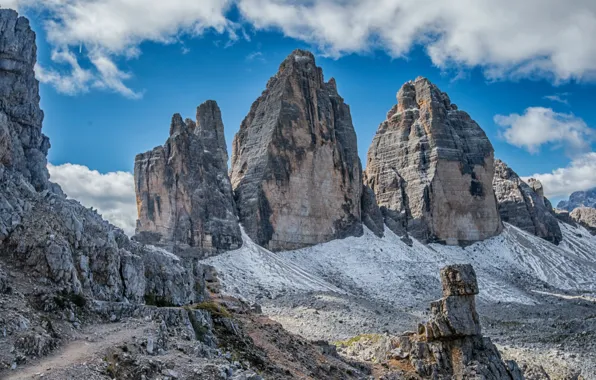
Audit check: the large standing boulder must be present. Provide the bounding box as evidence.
[493,160,562,244]
[134,101,242,258]
[364,77,502,245]
[230,49,363,251]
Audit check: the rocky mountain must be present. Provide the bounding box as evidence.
[230,49,363,251]
[134,101,242,258]
[364,77,502,245]
[557,187,596,211]
[569,207,596,234]
[493,159,562,244]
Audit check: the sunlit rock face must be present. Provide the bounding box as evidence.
[230,50,363,251]
[493,160,562,244]
[134,100,241,258]
[364,77,502,245]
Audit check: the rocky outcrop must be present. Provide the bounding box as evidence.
[0,9,49,191]
[230,49,363,251]
[493,160,562,244]
[402,265,523,379]
[134,101,241,258]
[570,207,596,235]
[364,77,502,245]
[0,9,208,308]
[557,188,596,211]
[361,185,384,237]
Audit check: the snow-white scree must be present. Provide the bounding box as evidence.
[206,221,596,313]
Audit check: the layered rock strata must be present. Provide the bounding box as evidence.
[230,49,363,251]
[364,77,502,245]
[493,160,562,244]
[401,264,523,379]
[0,9,207,308]
[570,207,596,235]
[134,101,241,258]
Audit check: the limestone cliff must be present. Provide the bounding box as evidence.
[0,9,208,308]
[134,101,241,258]
[364,77,502,245]
[570,207,596,235]
[493,160,562,244]
[230,50,363,251]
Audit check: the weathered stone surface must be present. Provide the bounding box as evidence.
[493,160,562,244]
[364,77,502,245]
[134,100,241,258]
[405,264,522,379]
[361,185,384,237]
[570,207,596,235]
[0,9,49,191]
[230,49,363,251]
[554,208,577,227]
[0,9,207,307]
[557,187,596,211]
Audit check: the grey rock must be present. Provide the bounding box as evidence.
[493,160,562,244]
[134,100,241,258]
[557,187,596,211]
[364,77,502,245]
[553,208,577,227]
[361,184,384,237]
[569,207,596,235]
[230,49,363,251]
[440,264,479,297]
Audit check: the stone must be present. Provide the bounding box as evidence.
[569,207,596,235]
[554,208,577,227]
[0,9,208,307]
[0,9,49,191]
[230,49,363,251]
[493,160,562,244]
[134,100,242,258]
[360,185,384,237]
[557,187,596,211]
[402,264,522,379]
[364,77,502,245]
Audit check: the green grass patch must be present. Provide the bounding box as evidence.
[193,301,231,318]
[333,334,383,348]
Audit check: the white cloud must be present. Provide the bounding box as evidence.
[10,0,596,96]
[48,163,137,235]
[494,107,594,156]
[525,152,596,199]
[544,93,570,106]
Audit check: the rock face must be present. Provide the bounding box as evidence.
[401,264,523,379]
[493,160,562,244]
[570,207,596,235]
[0,9,207,307]
[230,49,363,251]
[0,9,49,191]
[364,77,502,245]
[361,185,385,237]
[557,188,596,211]
[134,101,241,258]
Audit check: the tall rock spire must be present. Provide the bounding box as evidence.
[0,9,49,190]
[134,100,241,257]
[230,49,363,251]
[364,77,502,245]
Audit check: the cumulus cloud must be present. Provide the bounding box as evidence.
[7,0,596,97]
[524,152,596,199]
[48,163,137,235]
[494,107,594,156]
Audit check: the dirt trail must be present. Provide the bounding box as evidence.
[5,323,145,380]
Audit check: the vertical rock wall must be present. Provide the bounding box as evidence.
[230,50,363,251]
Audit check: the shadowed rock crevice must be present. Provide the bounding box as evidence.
[231,49,363,251]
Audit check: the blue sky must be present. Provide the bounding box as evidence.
[11,1,596,234]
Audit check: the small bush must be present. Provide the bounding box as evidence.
[144,294,175,307]
[193,301,231,318]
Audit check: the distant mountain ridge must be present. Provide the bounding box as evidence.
[557,188,596,211]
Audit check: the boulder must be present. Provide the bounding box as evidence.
[570,207,596,235]
[493,160,562,244]
[134,101,242,258]
[230,49,363,251]
[364,77,502,245]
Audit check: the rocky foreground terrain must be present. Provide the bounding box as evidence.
[1,7,596,380]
